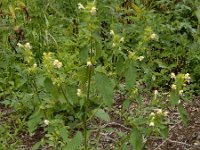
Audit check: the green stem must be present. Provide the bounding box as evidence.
[84,65,92,150]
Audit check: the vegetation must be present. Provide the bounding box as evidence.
[0,0,200,149]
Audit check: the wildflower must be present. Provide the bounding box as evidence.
[170,73,176,79]
[17,43,24,48]
[150,112,155,116]
[154,90,158,96]
[53,59,62,69]
[150,33,159,41]
[178,100,181,104]
[163,111,169,116]
[179,90,183,95]
[87,61,92,67]
[138,56,144,61]
[149,121,155,127]
[110,30,115,36]
[33,63,37,68]
[78,3,85,10]
[120,37,124,42]
[171,84,176,90]
[90,7,97,16]
[184,73,191,82]
[24,42,32,49]
[44,119,49,126]
[156,109,162,115]
[77,89,81,97]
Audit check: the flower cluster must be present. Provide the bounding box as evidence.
[77,89,82,97]
[53,59,62,69]
[17,42,32,50]
[149,109,169,127]
[137,56,144,61]
[77,2,97,16]
[150,33,159,41]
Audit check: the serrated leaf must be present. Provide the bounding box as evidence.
[95,72,114,107]
[92,108,110,122]
[125,62,137,90]
[130,128,143,150]
[178,106,188,126]
[63,131,83,150]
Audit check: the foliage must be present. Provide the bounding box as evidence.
[0,0,199,149]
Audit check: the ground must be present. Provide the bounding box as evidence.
[0,97,200,150]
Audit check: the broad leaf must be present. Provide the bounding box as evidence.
[92,108,110,122]
[178,106,188,126]
[28,109,43,134]
[63,131,83,150]
[130,128,143,150]
[125,62,137,90]
[44,77,53,93]
[170,90,179,105]
[95,72,114,107]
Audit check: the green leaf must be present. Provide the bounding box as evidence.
[65,85,78,105]
[59,127,69,141]
[92,108,110,122]
[123,99,130,110]
[63,131,83,150]
[27,109,43,134]
[130,128,143,150]
[121,143,128,150]
[31,140,44,150]
[125,62,137,90]
[95,72,114,107]
[44,77,53,92]
[170,90,179,105]
[178,106,188,126]
[79,45,88,62]
[157,124,168,138]
[195,9,200,23]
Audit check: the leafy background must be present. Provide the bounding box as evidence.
[0,0,200,149]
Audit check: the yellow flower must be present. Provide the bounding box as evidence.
[44,119,50,126]
[156,109,162,115]
[87,61,92,67]
[149,121,155,127]
[110,30,115,36]
[184,73,191,82]
[138,56,144,61]
[90,7,97,16]
[17,43,24,48]
[150,33,159,41]
[77,89,82,97]
[78,3,85,10]
[24,42,32,49]
[171,84,176,90]
[53,59,62,69]
[170,73,176,79]
[179,90,183,95]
